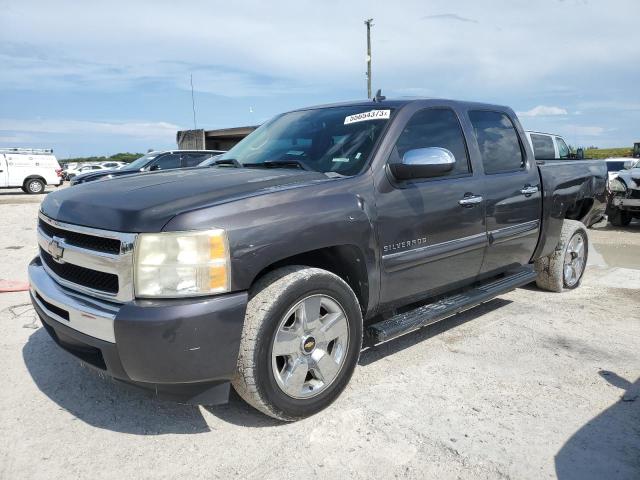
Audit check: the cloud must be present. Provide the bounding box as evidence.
[422,13,478,23]
[518,105,568,117]
[569,125,606,136]
[0,119,181,139]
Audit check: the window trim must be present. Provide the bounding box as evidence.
[386,106,474,186]
[468,109,528,175]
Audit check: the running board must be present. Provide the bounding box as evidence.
[366,267,537,345]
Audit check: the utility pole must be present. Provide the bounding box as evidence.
[365,18,373,99]
[190,73,197,130]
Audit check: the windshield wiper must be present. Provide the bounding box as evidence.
[244,160,311,171]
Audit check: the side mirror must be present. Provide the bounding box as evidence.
[623,160,634,169]
[389,147,455,180]
[576,148,584,160]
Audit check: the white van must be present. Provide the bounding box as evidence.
[0,148,63,194]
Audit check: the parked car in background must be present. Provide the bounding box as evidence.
[607,158,640,226]
[30,98,607,420]
[69,150,225,186]
[0,148,63,194]
[66,163,109,181]
[604,158,636,182]
[525,131,573,160]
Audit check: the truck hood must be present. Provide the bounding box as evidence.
[42,167,329,232]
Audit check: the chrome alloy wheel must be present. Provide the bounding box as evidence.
[271,295,350,399]
[563,232,586,287]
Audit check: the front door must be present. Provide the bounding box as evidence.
[467,110,542,276]
[375,107,487,307]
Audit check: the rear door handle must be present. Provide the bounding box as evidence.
[520,185,539,196]
[459,195,483,207]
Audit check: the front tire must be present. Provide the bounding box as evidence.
[535,219,589,292]
[232,266,363,421]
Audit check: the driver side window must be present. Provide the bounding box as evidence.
[151,154,180,170]
[394,108,471,176]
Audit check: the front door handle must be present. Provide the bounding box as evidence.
[520,185,539,196]
[459,195,483,207]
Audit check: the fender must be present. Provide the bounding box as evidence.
[163,175,380,315]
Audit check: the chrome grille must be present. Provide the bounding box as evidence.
[38,218,121,254]
[37,213,137,302]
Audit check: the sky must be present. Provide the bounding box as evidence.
[0,0,638,158]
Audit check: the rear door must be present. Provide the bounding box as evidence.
[375,106,487,306]
[468,110,542,276]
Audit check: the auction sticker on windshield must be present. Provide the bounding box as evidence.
[344,110,391,125]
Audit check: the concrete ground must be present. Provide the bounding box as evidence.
[0,187,638,480]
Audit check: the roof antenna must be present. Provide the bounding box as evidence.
[373,89,385,102]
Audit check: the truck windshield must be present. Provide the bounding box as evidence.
[218,106,394,176]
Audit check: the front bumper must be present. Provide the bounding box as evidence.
[28,257,248,404]
[612,197,640,209]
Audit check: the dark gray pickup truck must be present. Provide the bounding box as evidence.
[29,98,607,421]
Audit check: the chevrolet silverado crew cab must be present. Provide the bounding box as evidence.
[29,98,607,421]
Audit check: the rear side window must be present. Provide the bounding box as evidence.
[555,137,570,159]
[468,111,525,174]
[394,108,471,176]
[530,134,555,160]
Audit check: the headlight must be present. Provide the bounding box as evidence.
[609,178,627,193]
[135,230,230,298]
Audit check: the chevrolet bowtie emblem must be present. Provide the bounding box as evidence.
[47,238,64,262]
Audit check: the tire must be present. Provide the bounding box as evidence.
[609,209,632,227]
[232,266,363,421]
[534,219,588,292]
[24,178,45,194]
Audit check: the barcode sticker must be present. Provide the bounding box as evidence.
[344,109,391,125]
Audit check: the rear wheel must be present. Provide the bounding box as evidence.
[535,220,588,292]
[232,266,362,421]
[24,178,45,194]
[609,209,632,227]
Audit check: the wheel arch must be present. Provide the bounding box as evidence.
[249,245,371,317]
[23,175,47,186]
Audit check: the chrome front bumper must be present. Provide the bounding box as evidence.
[29,260,119,342]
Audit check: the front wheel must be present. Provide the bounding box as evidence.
[535,219,589,292]
[232,266,363,421]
